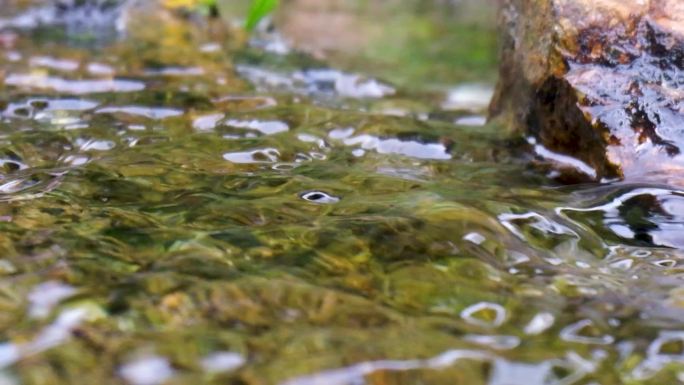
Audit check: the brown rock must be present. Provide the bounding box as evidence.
[490,0,684,181]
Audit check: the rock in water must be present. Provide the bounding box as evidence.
[490,0,684,181]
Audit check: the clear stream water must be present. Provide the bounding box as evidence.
[1,1,684,384]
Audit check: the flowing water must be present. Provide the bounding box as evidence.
[0,1,684,384]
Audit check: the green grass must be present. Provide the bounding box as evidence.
[246,0,279,31]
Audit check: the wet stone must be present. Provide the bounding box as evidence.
[491,0,684,182]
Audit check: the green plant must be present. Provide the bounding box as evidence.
[245,0,279,31]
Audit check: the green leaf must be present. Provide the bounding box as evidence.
[245,0,279,32]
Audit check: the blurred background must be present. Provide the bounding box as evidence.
[219,0,498,89]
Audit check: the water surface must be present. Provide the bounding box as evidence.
[0,1,683,385]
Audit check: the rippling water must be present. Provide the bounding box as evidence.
[1,1,684,385]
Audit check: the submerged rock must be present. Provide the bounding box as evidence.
[490,0,684,181]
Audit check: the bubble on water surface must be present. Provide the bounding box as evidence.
[632,250,653,258]
[271,163,298,171]
[461,302,506,328]
[653,259,677,268]
[0,159,28,173]
[300,191,340,204]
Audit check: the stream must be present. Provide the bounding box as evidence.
[0,1,683,384]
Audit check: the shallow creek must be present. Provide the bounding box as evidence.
[0,1,683,384]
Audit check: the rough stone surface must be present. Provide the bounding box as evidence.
[490,0,684,182]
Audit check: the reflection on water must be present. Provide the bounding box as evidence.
[200,351,245,374]
[224,119,289,135]
[223,147,281,164]
[281,349,493,385]
[0,1,684,385]
[561,188,684,249]
[342,134,452,160]
[96,106,184,120]
[118,355,174,385]
[236,65,396,99]
[4,74,145,94]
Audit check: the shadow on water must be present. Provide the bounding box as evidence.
[0,1,683,385]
